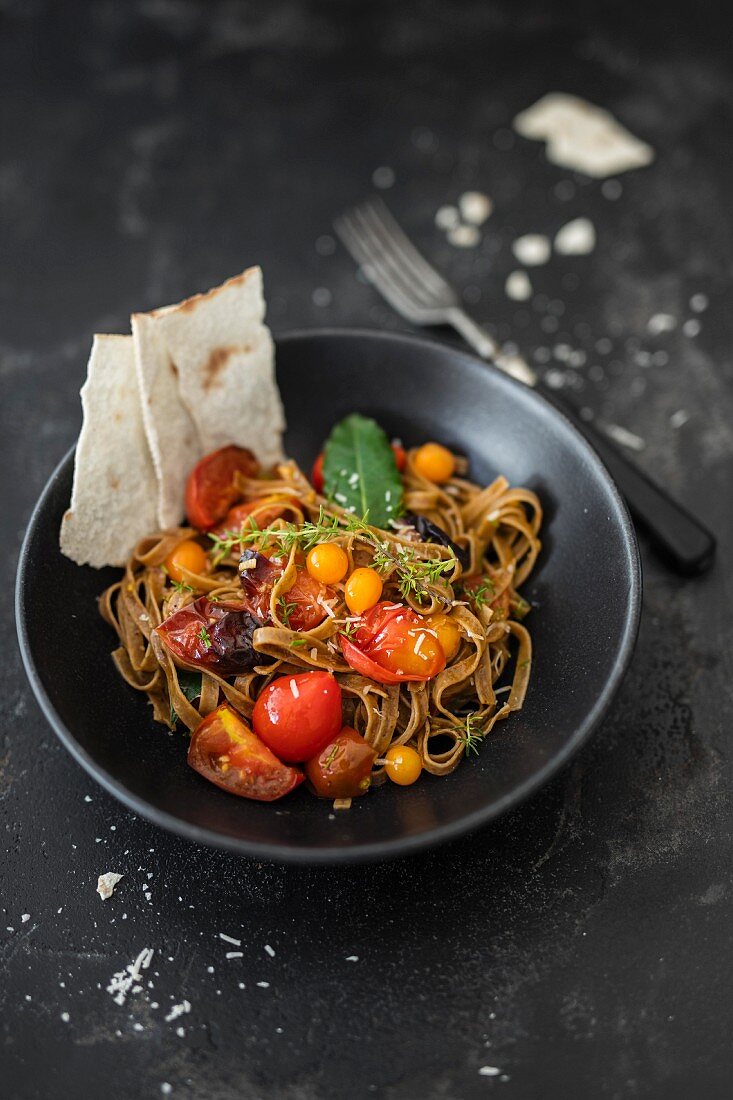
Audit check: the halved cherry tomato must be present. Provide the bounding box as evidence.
[185,445,260,530]
[252,672,343,763]
[340,601,446,683]
[188,703,304,801]
[213,498,288,540]
[311,452,325,493]
[462,573,512,619]
[156,596,259,674]
[312,442,405,495]
[239,550,336,631]
[305,726,377,798]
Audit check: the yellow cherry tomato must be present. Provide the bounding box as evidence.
[306,542,349,585]
[344,567,384,614]
[384,745,423,786]
[165,539,208,583]
[426,612,462,662]
[413,442,456,483]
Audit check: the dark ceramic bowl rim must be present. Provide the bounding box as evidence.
[16,327,641,863]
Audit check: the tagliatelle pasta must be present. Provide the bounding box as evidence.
[100,436,541,800]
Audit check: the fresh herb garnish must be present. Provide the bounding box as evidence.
[197,625,212,649]
[277,596,298,627]
[212,506,455,602]
[340,621,359,640]
[465,577,495,610]
[324,743,340,768]
[322,414,403,528]
[512,595,531,620]
[455,713,485,756]
[171,578,194,595]
[289,637,308,648]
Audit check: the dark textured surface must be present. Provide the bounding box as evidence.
[2,2,732,1097]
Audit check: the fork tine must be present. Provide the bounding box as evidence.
[334,215,425,319]
[362,197,452,295]
[350,206,438,310]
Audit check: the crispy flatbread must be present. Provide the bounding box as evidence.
[131,311,202,529]
[148,266,284,465]
[60,335,158,568]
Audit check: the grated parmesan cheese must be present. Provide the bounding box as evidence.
[97,872,123,900]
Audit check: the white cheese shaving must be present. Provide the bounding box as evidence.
[554,217,596,255]
[513,93,654,177]
[97,872,123,901]
[505,270,532,301]
[289,679,300,699]
[106,947,154,1007]
[165,999,191,1022]
[219,932,242,947]
[512,234,551,266]
[264,944,275,957]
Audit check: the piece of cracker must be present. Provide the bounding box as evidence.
[148,266,284,466]
[60,335,158,568]
[131,311,202,529]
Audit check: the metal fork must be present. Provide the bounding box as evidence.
[334,197,715,575]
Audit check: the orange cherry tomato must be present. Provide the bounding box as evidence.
[252,672,343,763]
[344,567,383,614]
[340,601,446,683]
[188,704,304,801]
[185,446,260,530]
[165,539,208,583]
[384,745,423,785]
[425,612,462,662]
[413,442,456,483]
[305,726,377,798]
[306,543,349,584]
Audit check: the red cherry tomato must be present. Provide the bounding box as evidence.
[391,441,407,471]
[240,551,336,631]
[213,499,288,540]
[305,726,377,799]
[156,596,259,674]
[340,600,446,683]
[312,442,404,495]
[252,672,343,763]
[188,704,304,801]
[185,446,260,530]
[311,452,325,493]
[462,573,512,618]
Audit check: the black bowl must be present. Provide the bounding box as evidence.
[16,329,641,863]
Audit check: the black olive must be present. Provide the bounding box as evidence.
[208,608,260,672]
[401,511,470,571]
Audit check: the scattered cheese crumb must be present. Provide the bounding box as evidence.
[435,205,459,230]
[670,409,689,429]
[478,1066,501,1077]
[289,679,300,699]
[257,981,270,988]
[106,947,154,1007]
[219,933,241,947]
[512,234,551,266]
[647,313,676,335]
[690,293,708,313]
[61,1012,70,1023]
[345,955,359,962]
[458,191,493,225]
[165,1000,191,1022]
[97,873,123,901]
[226,951,243,959]
[264,944,275,957]
[447,224,481,248]
[554,217,596,255]
[21,914,30,923]
[604,423,645,451]
[505,270,532,301]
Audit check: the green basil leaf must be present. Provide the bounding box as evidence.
[322,414,403,529]
[170,669,203,727]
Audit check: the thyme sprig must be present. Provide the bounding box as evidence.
[454,713,486,756]
[209,506,457,602]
